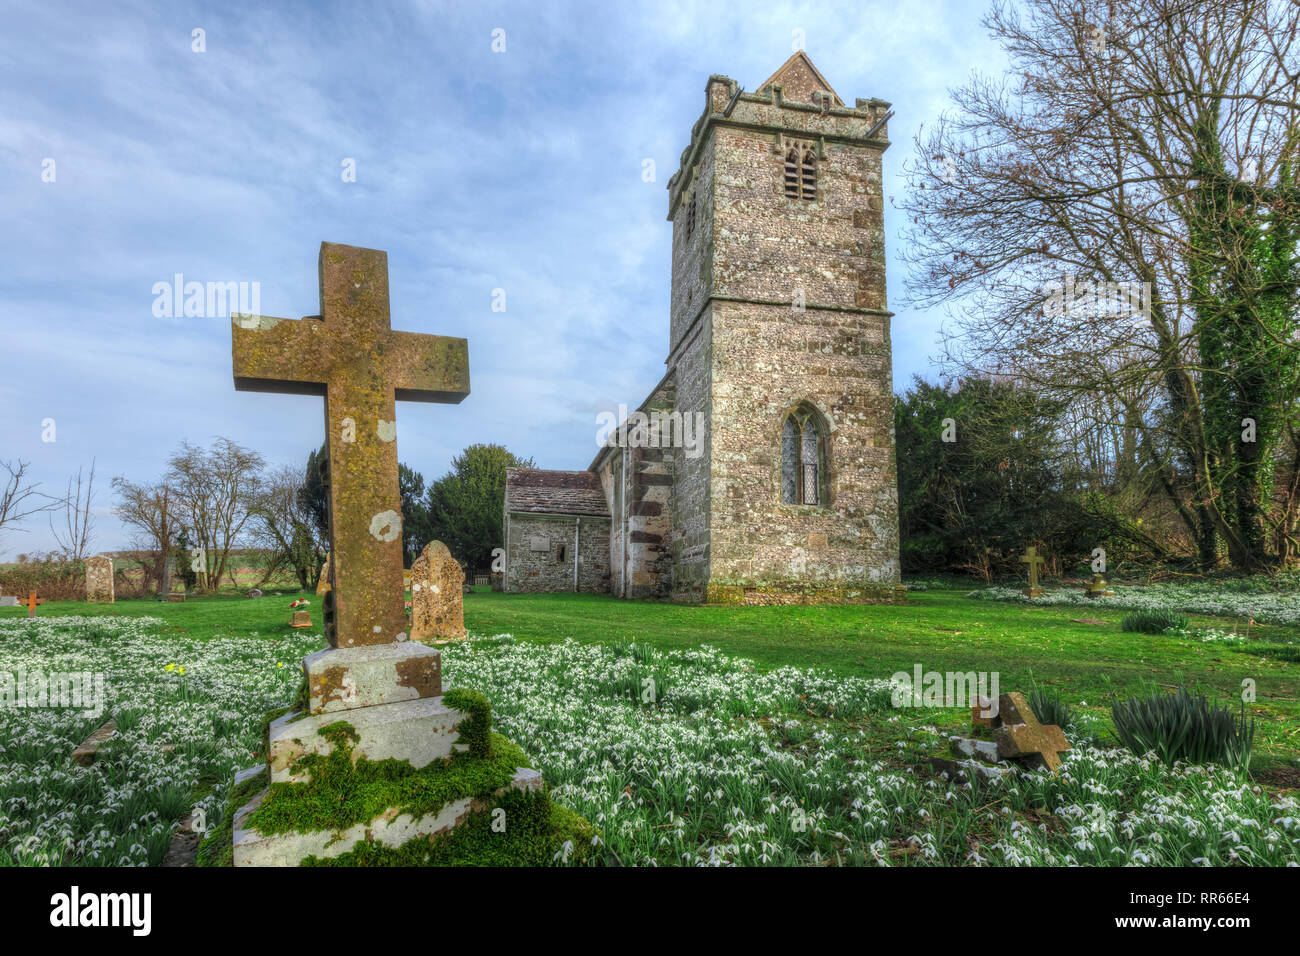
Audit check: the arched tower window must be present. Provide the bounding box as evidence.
[780,404,828,505]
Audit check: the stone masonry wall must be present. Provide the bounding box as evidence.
[504,513,610,594]
[665,70,902,605]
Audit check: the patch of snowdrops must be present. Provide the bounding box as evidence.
[968,583,1300,628]
[443,636,1299,866]
[0,615,318,866]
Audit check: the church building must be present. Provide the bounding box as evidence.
[503,53,903,604]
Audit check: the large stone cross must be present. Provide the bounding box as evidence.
[232,242,469,648]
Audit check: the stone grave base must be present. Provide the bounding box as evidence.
[231,765,543,866]
[198,685,596,867]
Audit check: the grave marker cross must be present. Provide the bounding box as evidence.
[232,243,469,647]
[1019,545,1046,594]
[994,692,1070,772]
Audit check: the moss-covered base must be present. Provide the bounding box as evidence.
[197,691,597,867]
[300,788,596,866]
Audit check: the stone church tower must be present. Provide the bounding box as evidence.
[503,53,903,604]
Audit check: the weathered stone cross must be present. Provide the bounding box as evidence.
[232,243,469,648]
[1019,544,1045,595]
[993,692,1070,772]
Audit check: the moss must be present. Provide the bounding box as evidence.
[195,766,268,867]
[246,730,529,837]
[300,789,598,867]
[443,687,492,758]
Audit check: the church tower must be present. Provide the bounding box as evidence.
[663,52,903,604]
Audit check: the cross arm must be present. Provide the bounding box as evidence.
[232,314,332,395]
[388,331,470,404]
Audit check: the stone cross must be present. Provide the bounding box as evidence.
[1019,545,1046,595]
[232,243,469,648]
[994,692,1070,772]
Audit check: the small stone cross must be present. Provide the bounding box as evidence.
[1019,545,1046,596]
[994,692,1070,772]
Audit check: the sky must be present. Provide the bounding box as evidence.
[0,0,1007,556]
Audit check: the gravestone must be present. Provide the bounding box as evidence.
[227,241,512,865]
[316,553,331,596]
[159,554,174,600]
[290,610,312,629]
[85,555,114,603]
[0,596,18,607]
[1019,545,1046,597]
[1083,573,1114,598]
[409,540,467,642]
[994,692,1070,772]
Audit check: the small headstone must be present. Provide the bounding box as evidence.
[246,588,263,599]
[290,610,313,629]
[1083,573,1115,598]
[409,540,468,642]
[168,591,187,603]
[85,555,115,604]
[0,596,18,607]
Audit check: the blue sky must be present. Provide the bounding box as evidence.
[0,0,1005,555]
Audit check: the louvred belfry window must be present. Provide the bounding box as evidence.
[783,144,817,200]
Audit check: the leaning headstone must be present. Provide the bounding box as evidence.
[220,242,578,866]
[316,553,331,596]
[85,554,115,603]
[410,541,468,642]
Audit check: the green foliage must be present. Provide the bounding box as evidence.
[196,766,268,867]
[1121,609,1189,634]
[419,443,535,569]
[1029,684,1074,733]
[173,532,198,591]
[297,444,330,544]
[1111,686,1255,772]
[398,463,427,568]
[894,377,1132,576]
[443,687,492,758]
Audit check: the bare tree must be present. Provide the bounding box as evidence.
[900,0,1300,568]
[166,438,264,590]
[0,459,57,549]
[250,464,327,589]
[112,476,180,593]
[50,460,97,561]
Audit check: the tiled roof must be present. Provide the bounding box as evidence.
[505,468,609,517]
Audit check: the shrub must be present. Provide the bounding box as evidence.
[1121,609,1189,633]
[1111,686,1254,772]
[1029,685,1073,732]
